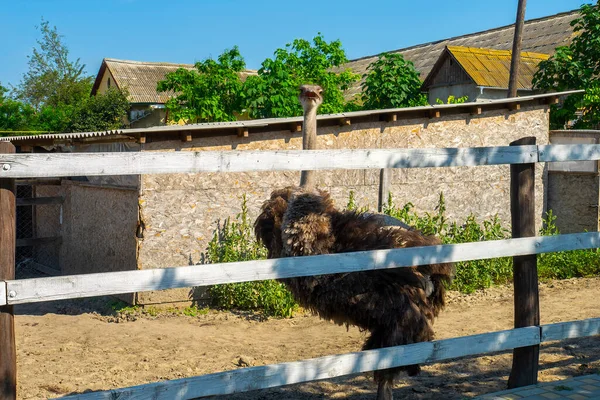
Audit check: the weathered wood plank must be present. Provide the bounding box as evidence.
[0,147,539,178]
[0,141,17,400]
[15,236,61,248]
[539,144,600,162]
[508,137,539,389]
[16,196,64,206]
[541,318,600,342]
[6,232,600,305]
[59,327,540,400]
[377,168,391,212]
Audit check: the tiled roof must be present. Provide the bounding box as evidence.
[343,9,579,98]
[423,46,549,90]
[91,58,256,104]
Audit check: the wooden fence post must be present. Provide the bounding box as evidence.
[508,136,540,389]
[0,142,17,400]
[378,168,391,212]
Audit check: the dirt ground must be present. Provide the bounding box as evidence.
[13,277,600,400]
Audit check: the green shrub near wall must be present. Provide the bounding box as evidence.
[205,193,600,317]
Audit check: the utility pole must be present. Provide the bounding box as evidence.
[508,0,527,98]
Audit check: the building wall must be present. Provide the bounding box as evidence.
[547,173,599,233]
[428,84,481,104]
[58,181,139,303]
[546,130,600,233]
[136,105,549,305]
[94,68,114,95]
[428,85,539,104]
[130,106,167,129]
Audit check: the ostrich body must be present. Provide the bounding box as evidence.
[253,85,452,399]
[255,188,454,400]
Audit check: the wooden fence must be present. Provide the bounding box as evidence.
[1,139,600,399]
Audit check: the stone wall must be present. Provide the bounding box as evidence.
[135,105,549,305]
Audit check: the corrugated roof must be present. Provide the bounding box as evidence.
[0,90,582,144]
[343,9,579,98]
[91,58,256,104]
[423,46,549,90]
[0,130,126,142]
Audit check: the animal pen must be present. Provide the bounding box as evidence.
[2,120,600,399]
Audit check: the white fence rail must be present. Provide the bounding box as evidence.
[61,327,541,400]
[57,318,600,400]
[0,146,539,178]
[0,144,599,178]
[2,232,600,306]
[1,142,599,400]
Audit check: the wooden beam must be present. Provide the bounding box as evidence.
[0,142,17,400]
[5,231,600,305]
[545,96,559,105]
[16,236,62,248]
[509,103,521,111]
[508,136,540,389]
[377,168,391,212]
[16,196,64,206]
[429,109,441,119]
[237,127,249,138]
[0,146,542,178]
[339,118,351,126]
[289,122,302,133]
[470,106,482,115]
[16,179,61,186]
[387,113,397,122]
[180,133,192,142]
[59,327,540,400]
[138,134,146,144]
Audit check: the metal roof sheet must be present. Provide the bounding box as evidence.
[446,46,549,89]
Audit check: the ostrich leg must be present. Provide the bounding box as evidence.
[377,381,393,400]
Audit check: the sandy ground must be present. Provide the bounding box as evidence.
[13,277,600,400]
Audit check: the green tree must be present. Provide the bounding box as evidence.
[244,33,359,118]
[533,1,600,129]
[68,88,130,132]
[0,84,39,131]
[14,19,93,109]
[157,46,246,123]
[361,52,427,110]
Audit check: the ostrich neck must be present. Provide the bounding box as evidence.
[300,106,318,188]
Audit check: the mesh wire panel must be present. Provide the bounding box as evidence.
[16,184,62,278]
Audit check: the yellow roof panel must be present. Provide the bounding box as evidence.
[446,46,549,89]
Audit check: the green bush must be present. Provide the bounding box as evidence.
[205,195,298,317]
[206,193,600,316]
[538,210,600,280]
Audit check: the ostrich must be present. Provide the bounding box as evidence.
[296,84,412,230]
[253,86,454,399]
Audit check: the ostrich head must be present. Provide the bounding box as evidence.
[298,84,323,113]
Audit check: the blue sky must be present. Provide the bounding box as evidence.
[0,0,587,89]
